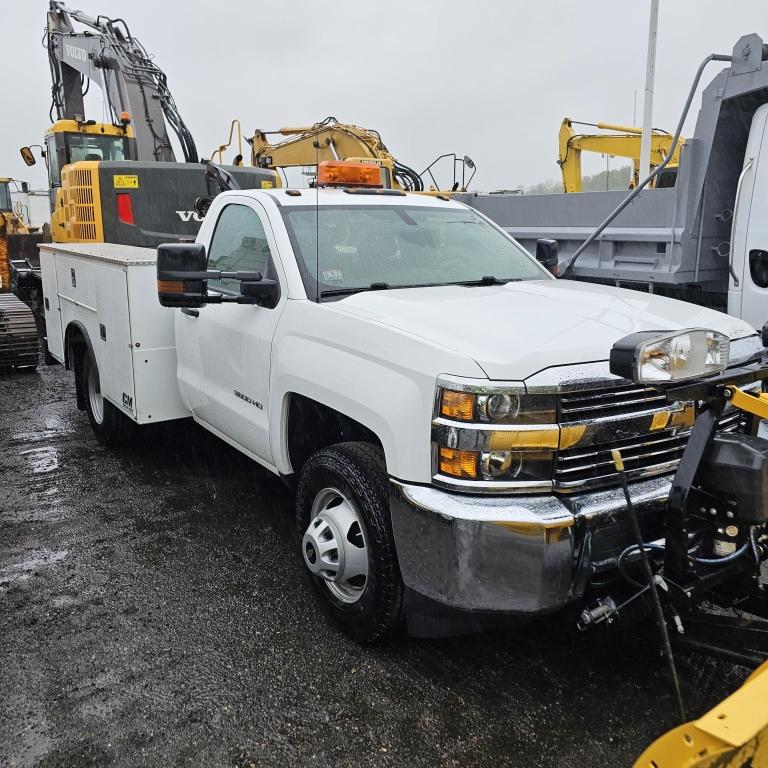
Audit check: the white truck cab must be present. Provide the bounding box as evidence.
[39,167,763,642]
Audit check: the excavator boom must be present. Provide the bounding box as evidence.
[248,117,425,191]
[558,117,684,192]
[46,1,197,163]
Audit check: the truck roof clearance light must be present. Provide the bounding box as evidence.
[116,193,135,225]
[317,161,383,188]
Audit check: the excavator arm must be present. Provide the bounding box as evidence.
[558,117,684,192]
[247,117,424,191]
[46,1,197,163]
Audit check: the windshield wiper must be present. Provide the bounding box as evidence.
[459,276,523,286]
[319,282,391,299]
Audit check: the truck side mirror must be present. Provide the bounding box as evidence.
[241,278,279,309]
[536,238,560,276]
[20,147,36,167]
[21,181,30,193]
[157,242,207,308]
[762,321,768,348]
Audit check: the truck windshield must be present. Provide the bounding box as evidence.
[280,204,547,299]
[66,134,129,163]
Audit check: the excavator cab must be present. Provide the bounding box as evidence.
[35,119,137,211]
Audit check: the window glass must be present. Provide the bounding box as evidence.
[66,134,129,163]
[0,183,11,211]
[207,204,274,294]
[46,135,61,188]
[280,205,547,299]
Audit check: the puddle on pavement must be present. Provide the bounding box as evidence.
[12,415,74,444]
[0,549,68,591]
[19,446,59,474]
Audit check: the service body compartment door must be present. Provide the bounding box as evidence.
[39,248,63,362]
[125,264,189,423]
[175,198,286,464]
[54,254,135,416]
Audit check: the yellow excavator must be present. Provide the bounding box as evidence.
[558,117,685,193]
[0,178,40,371]
[211,116,476,193]
[0,178,30,290]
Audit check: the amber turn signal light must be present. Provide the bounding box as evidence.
[157,279,186,293]
[440,390,475,421]
[438,447,479,479]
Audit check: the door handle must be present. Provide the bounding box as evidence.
[729,157,754,287]
[181,307,199,318]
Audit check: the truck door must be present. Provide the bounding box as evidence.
[175,198,286,465]
[730,104,768,330]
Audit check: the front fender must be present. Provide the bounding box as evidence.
[269,302,485,482]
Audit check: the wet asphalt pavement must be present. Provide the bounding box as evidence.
[0,363,756,767]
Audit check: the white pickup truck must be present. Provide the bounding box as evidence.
[38,172,763,642]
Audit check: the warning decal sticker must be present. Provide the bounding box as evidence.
[113,175,139,189]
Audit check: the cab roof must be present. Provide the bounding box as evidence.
[257,187,465,209]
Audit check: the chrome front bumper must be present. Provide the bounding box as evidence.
[389,475,673,613]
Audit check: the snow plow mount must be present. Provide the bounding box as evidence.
[581,335,768,666]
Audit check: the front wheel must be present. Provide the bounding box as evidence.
[80,350,135,446]
[296,442,403,643]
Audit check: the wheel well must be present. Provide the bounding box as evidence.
[286,394,383,476]
[64,323,92,410]
[64,322,87,371]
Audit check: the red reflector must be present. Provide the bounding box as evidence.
[116,192,135,225]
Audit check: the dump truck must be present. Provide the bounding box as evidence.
[460,34,768,332]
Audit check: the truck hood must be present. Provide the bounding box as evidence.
[330,280,756,380]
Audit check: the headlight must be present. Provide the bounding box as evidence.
[435,384,556,490]
[478,393,520,421]
[610,329,729,384]
[480,450,553,482]
[438,388,555,424]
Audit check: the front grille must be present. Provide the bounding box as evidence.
[554,384,750,492]
[560,383,668,422]
[556,428,687,488]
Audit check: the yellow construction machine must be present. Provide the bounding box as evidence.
[0,178,30,290]
[212,116,476,193]
[19,3,274,249]
[558,117,685,193]
[0,178,40,370]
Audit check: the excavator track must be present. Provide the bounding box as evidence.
[0,293,39,371]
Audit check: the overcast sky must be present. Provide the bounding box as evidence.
[2,0,766,192]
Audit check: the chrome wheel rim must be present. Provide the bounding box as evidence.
[302,486,369,604]
[87,360,104,425]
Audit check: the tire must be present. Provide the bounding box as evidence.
[296,442,403,643]
[79,349,135,446]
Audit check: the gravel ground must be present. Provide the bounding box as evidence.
[0,363,754,768]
